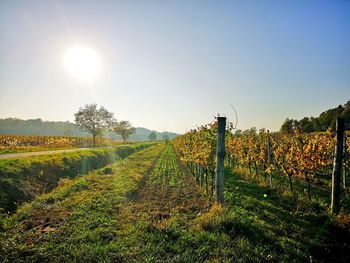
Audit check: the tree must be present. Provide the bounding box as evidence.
[112,121,135,142]
[74,104,114,146]
[280,118,300,133]
[310,117,321,131]
[280,100,350,133]
[341,100,350,119]
[163,134,169,144]
[280,118,293,133]
[148,132,157,142]
[299,117,315,133]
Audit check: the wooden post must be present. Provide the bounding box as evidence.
[267,130,272,187]
[216,117,226,204]
[198,165,203,185]
[343,132,347,189]
[331,118,345,214]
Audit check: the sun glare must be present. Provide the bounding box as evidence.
[63,46,102,81]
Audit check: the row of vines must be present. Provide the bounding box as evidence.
[173,121,350,200]
[0,135,118,153]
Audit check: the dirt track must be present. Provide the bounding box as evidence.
[0,146,122,159]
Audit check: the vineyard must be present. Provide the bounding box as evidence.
[1,141,350,261]
[0,135,119,154]
[0,116,349,262]
[173,121,350,208]
[1,0,348,260]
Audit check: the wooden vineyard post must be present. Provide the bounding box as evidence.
[331,118,345,214]
[343,132,347,189]
[267,130,272,187]
[216,117,226,204]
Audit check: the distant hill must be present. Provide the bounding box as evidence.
[280,100,350,133]
[0,118,178,141]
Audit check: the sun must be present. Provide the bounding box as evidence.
[63,46,102,81]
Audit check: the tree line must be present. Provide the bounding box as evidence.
[74,104,136,146]
[280,100,350,133]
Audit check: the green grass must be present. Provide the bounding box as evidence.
[0,142,141,155]
[0,144,163,262]
[0,143,349,262]
[220,167,350,262]
[0,146,76,155]
[0,143,152,213]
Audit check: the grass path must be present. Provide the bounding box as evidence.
[111,144,211,262]
[0,144,217,262]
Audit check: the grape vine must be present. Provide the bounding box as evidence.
[174,121,349,200]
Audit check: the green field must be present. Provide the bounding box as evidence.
[0,143,349,262]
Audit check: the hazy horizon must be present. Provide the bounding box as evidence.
[0,116,180,135]
[0,97,349,135]
[1,0,349,134]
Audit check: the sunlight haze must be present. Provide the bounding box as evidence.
[0,0,349,133]
[63,45,102,81]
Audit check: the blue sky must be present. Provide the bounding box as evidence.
[0,0,349,133]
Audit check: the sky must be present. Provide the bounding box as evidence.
[0,0,349,134]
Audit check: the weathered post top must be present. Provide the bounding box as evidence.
[216,117,226,135]
[217,117,226,157]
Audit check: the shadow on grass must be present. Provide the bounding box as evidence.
[220,168,335,262]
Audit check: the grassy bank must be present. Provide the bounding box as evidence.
[0,143,152,213]
[0,144,163,262]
